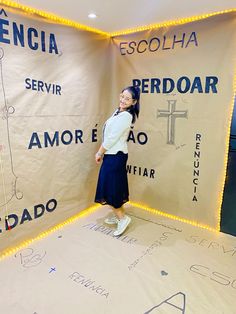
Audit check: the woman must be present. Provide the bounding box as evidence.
[94,86,140,236]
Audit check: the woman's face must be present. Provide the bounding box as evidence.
[119,90,136,111]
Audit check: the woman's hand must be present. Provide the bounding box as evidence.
[95,152,103,164]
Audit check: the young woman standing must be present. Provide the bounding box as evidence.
[94,86,140,236]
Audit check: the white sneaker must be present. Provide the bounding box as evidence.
[104,215,118,225]
[113,215,131,236]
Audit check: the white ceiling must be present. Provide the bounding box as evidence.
[15,0,235,33]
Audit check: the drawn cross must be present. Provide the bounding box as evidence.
[157,100,188,145]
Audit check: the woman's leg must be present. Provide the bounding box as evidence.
[112,205,131,236]
[112,206,125,219]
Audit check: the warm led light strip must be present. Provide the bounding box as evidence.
[0,0,109,36]
[1,1,235,37]
[110,9,236,36]
[0,204,101,260]
[128,201,219,232]
[0,198,226,260]
[0,1,234,259]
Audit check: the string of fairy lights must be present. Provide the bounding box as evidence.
[0,1,235,37]
[0,0,235,259]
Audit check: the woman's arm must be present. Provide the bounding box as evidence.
[95,145,107,164]
[95,112,132,164]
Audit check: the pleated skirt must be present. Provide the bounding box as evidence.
[94,151,129,209]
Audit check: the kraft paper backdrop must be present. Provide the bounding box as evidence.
[0,6,112,251]
[1,205,236,314]
[0,6,235,252]
[111,12,236,228]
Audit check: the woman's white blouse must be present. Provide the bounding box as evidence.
[102,110,132,155]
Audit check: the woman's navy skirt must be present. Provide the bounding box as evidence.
[95,151,129,208]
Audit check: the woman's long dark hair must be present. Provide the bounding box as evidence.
[123,86,140,123]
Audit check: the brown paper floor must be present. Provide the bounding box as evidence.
[1,204,236,314]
